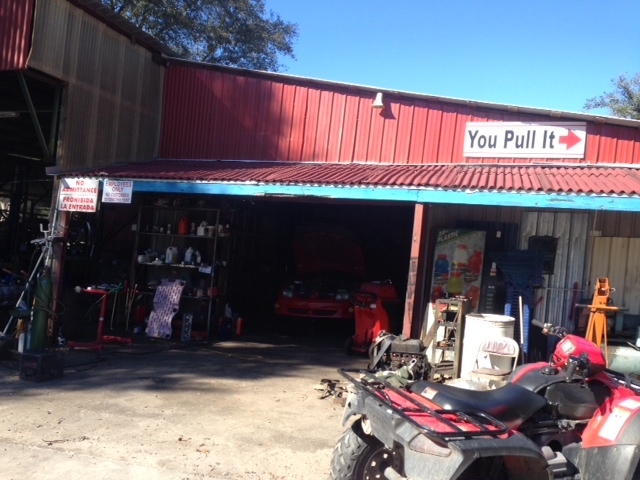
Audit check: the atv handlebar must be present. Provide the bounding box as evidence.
[531,319,546,329]
[531,319,568,338]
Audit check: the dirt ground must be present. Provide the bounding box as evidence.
[0,327,367,480]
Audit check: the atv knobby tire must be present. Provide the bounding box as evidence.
[329,420,403,480]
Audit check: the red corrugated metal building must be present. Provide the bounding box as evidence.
[0,0,33,70]
[5,0,640,345]
[86,60,640,212]
[158,63,640,167]
[77,60,640,341]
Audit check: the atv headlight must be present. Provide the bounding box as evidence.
[281,288,294,298]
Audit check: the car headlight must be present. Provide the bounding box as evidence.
[335,290,350,301]
[281,288,294,298]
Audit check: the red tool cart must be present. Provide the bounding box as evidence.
[346,280,400,354]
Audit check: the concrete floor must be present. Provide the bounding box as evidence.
[0,328,367,480]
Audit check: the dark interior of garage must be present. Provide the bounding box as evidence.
[56,193,415,343]
[3,184,555,360]
[0,70,60,270]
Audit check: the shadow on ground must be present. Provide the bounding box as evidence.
[0,315,368,396]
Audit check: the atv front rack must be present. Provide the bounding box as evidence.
[339,368,509,442]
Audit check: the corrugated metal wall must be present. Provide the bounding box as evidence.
[400,203,640,338]
[160,65,640,165]
[597,211,640,237]
[520,211,590,329]
[583,213,640,318]
[0,0,33,70]
[418,207,640,328]
[589,238,640,315]
[26,0,164,169]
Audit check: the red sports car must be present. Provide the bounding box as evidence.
[274,231,366,320]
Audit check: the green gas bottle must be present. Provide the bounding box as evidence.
[31,269,52,349]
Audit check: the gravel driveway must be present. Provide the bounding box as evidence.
[0,330,366,480]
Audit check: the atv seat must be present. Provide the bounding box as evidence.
[410,380,547,430]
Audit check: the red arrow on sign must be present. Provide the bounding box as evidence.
[559,129,581,150]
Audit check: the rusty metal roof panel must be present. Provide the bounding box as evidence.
[0,0,34,70]
[68,160,640,196]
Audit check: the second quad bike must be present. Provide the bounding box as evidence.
[330,319,640,480]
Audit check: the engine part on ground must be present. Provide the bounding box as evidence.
[368,332,430,381]
[314,378,347,402]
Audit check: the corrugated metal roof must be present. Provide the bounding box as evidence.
[0,0,34,70]
[69,160,640,196]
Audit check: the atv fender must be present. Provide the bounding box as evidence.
[403,432,551,480]
[576,396,640,479]
[342,388,550,480]
[341,389,365,427]
[573,444,640,480]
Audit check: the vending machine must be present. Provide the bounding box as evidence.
[429,229,487,313]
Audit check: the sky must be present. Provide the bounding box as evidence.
[264,1,640,116]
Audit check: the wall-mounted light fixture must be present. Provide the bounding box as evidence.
[0,111,19,118]
[372,92,384,108]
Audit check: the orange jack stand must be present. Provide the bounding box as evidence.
[584,277,619,366]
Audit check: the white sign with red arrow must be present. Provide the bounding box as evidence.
[463,122,587,158]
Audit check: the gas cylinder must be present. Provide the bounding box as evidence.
[31,269,52,349]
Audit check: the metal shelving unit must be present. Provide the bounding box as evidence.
[428,297,470,381]
[131,203,235,339]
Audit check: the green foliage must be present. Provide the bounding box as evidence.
[102,0,298,72]
[584,73,640,120]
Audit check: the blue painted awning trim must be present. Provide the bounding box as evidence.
[103,179,640,212]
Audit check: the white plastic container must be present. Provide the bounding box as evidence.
[184,247,193,264]
[460,313,515,379]
[165,246,177,264]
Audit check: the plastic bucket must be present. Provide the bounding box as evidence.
[460,314,515,379]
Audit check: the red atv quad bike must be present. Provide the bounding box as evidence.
[330,319,640,480]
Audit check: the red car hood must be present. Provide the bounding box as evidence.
[292,233,365,277]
